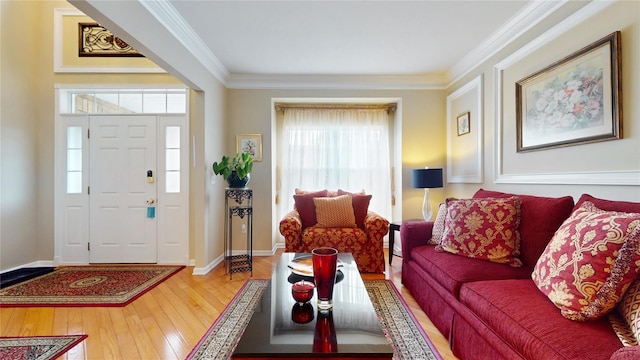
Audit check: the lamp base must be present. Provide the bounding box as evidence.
[422,188,433,221]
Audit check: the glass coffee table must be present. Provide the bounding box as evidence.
[232,252,393,359]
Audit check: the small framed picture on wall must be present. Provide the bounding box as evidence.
[457,112,470,136]
[236,134,263,162]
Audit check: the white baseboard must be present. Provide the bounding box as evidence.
[191,243,284,275]
[1,260,57,274]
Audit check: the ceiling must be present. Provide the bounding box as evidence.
[69,0,565,89]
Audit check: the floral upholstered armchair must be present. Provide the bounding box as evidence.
[279,189,389,273]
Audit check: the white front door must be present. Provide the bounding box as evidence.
[89,115,158,263]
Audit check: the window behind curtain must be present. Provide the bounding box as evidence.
[279,107,392,222]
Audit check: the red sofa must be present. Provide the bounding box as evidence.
[401,189,640,359]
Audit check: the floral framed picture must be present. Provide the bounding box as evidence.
[457,112,470,136]
[516,31,621,152]
[236,134,262,162]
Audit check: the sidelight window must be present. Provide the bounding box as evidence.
[66,126,83,194]
[165,126,181,193]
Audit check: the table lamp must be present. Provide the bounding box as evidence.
[412,168,443,221]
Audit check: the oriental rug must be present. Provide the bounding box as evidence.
[0,265,184,307]
[186,279,441,360]
[0,335,87,360]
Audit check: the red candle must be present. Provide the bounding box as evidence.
[292,280,315,304]
[291,302,314,324]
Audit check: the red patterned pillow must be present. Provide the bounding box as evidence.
[293,190,329,228]
[436,197,522,266]
[532,201,640,321]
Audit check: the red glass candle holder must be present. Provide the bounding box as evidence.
[291,302,314,324]
[312,247,338,310]
[291,280,315,304]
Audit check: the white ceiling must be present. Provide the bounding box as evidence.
[171,1,528,76]
[69,0,566,89]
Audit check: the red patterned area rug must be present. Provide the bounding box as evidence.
[186,280,441,360]
[0,265,184,307]
[0,335,87,360]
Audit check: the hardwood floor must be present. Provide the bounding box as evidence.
[0,250,457,359]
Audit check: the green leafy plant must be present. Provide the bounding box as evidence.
[212,152,254,180]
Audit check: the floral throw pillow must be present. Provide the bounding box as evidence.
[532,201,640,321]
[435,197,523,267]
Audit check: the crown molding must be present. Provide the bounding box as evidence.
[225,74,448,90]
[447,0,567,87]
[138,0,230,83]
[131,0,579,90]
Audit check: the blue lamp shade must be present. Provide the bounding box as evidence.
[412,168,443,189]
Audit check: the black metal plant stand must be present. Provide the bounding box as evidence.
[224,188,253,279]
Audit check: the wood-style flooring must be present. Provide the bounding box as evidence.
[0,249,457,359]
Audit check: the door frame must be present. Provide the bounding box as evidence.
[53,85,190,265]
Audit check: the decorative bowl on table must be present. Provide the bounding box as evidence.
[292,302,315,324]
[292,280,315,304]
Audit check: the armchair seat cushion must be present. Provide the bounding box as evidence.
[302,227,368,252]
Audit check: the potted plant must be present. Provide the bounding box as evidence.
[212,152,254,188]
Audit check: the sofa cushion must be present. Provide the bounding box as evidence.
[293,189,329,228]
[473,189,575,268]
[314,194,357,228]
[436,197,523,267]
[460,279,623,359]
[532,201,640,321]
[410,245,531,298]
[337,189,371,228]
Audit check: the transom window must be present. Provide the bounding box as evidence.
[58,88,186,114]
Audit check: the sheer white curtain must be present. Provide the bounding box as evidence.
[280,107,392,221]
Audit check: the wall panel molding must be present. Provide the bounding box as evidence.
[493,0,639,186]
[447,75,483,183]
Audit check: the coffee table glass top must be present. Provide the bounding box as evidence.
[232,252,393,358]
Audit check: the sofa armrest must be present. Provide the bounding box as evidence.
[279,210,303,245]
[400,221,434,261]
[364,211,389,241]
[610,346,640,359]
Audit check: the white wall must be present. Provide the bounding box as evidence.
[1,1,41,269]
[227,89,446,252]
[226,1,640,256]
[445,0,640,203]
[69,0,229,271]
[0,1,221,272]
